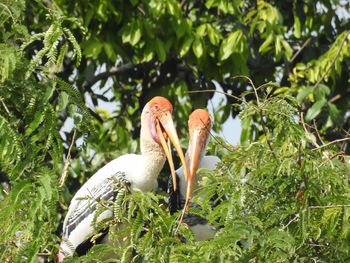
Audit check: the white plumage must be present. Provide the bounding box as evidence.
[58,96,188,261]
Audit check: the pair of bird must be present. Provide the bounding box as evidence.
[58,96,220,261]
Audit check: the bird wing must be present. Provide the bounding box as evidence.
[63,171,128,238]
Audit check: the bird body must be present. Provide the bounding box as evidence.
[169,155,222,241]
[168,109,222,241]
[59,97,188,261]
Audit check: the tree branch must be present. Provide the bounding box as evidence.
[82,62,135,90]
[81,59,157,91]
[311,137,350,151]
[313,30,350,90]
[309,204,350,209]
[290,38,311,63]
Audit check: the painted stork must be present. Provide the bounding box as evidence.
[58,96,189,261]
[168,109,222,241]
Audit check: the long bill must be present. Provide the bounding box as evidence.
[157,113,189,192]
[184,129,202,210]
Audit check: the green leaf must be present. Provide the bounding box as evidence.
[104,43,117,61]
[293,12,301,38]
[196,24,206,37]
[57,92,69,112]
[25,111,45,137]
[328,103,342,126]
[179,36,194,57]
[305,97,327,122]
[56,42,68,73]
[172,18,186,39]
[130,20,142,46]
[259,34,274,54]
[129,0,139,6]
[192,38,204,58]
[296,86,313,103]
[219,30,243,60]
[240,115,252,145]
[166,0,180,16]
[82,39,103,58]
[205,0,218,9]
[206,24,221,45]
[155,39,166,62]
[281,39,293,60]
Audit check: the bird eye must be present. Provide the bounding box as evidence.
[153,105,159,110]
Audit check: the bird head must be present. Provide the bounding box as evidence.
[146,96,189,191]
[185,109,211,210]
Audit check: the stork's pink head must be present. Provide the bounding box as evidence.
[188,109,211,133]
[184,109,211,210]
[145,96,188,192]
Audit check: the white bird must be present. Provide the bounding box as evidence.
[58,96,189,261]
[168,109,222,241]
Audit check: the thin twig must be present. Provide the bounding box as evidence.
[290,38,312,63]
[186,89,250,108]
[297,141,302,167]
[59,128,77,187]
[313,119,325,145]
[280,213,300,230]
[1,100,10,115]
[245,182,268,194]
[2,188,9,195]
[328,94,341,104]
[180,0,186,8]
[300,112,319,148]
[198,111,234,152]
[174,204,187,234]
[208,130,234,152]
[240,75,276,159]
[319,151,345,167]
[311,137,350,151]
[309,204,350,209]
[313,30,350,90]
[137,6,146,16]
[341,128,350,151]
[0,3,15,22]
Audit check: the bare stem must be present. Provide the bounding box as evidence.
[186,89,251,108]
[309,204,350,209]
[59,128,77,187]
[300,112,319,148]
[313,119,325,145]
[290,38,311,63]
[280,213,300,230]
[236,75,276,159]
[312,137,350,151]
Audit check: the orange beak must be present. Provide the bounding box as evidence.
[184,129,203,210]
[156,112,189,192]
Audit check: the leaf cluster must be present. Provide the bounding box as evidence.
[64,91,350,263]
[0,2,92,261]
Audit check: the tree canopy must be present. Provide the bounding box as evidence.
[0,0,349,262]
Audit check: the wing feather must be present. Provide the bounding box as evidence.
[63,171,129,238]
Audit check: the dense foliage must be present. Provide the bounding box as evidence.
[0,0,349,262]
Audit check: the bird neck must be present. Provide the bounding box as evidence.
[139,108,167,183]
[129,144,165,193]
